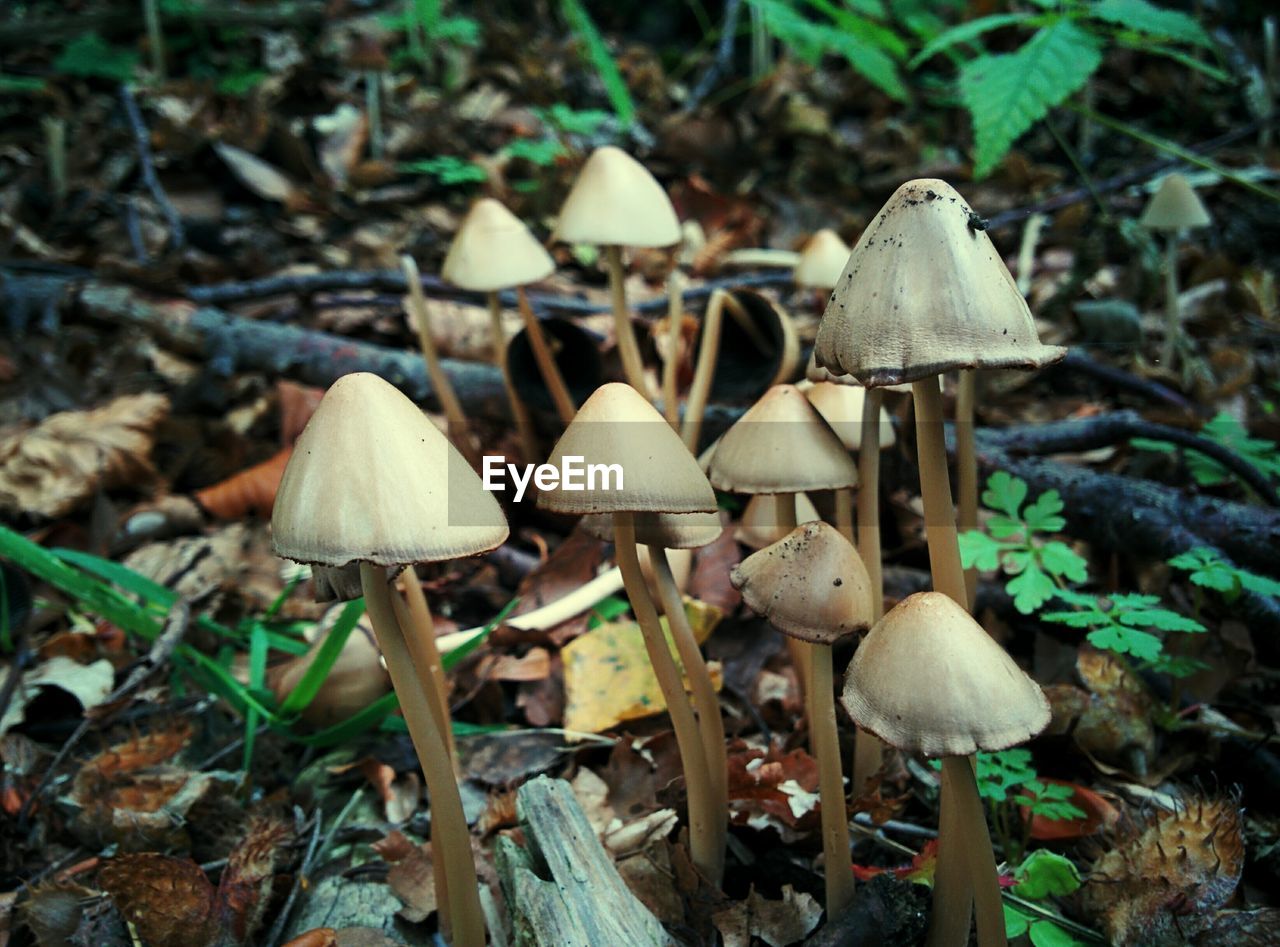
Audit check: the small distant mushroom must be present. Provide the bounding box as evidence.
[842,592,1051,947]
[733,521,874,917]
[272,373,508,947]
[554,147,682,398]
[443,198,575,459]
[736,492,820,550]
[1139,172,1212,370]
[348,36,389,160]
[793,228,851,305]
[536,383,724,884]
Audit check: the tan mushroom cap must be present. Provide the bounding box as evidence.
[805,352,915,394]
[537,382,716,515]
[799,379,896,450]
[735,492,820,550]
[730,521,873,644]
[272,372,509,569]
[814,179,1066,387]
[442,198,555,292]
[793,228,851,290]
[841,591,1051,756]
[1140,173,1211,231]
[580,509,723,549]
[553,146,681,248]
[708,384,858,494]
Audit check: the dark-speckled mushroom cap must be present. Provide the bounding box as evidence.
[814,179,1065,387]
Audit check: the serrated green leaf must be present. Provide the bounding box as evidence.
[1029,919,1088,947]
[1041,608,1103,628]
[1005,905,1033,939]
[1087,624,1163,661]
[959,530,1006,571]
[910,12,1039,68]
[1039,541,1089,582]
[1021,490,1065,533]
[1091,0,1211,47]
[982,471,1027,519]
[988,515,1025,540]
[1118,608,1205,633]
[959,20,1102,177]
[1015,850,1082,899]
[1240,570,1280,598]
[1008,567,1057,614]
[1109,593,1162,609]
[54,32,139,82]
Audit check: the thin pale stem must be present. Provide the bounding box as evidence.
[834,489,854,545]
[516,287,577,426]
[1162,234,1181,369]
[956,370,979,612]
[681,289,727,452]
[394,567,456,763]
[142,0,165,78]
[487,292,539,464]
[614,513,718,882]
[366,70,384,159]
[927,762,974,947]
[648,542,727,886]
[605,244,650,396]
[944,756,1008,947]
[662,272,685,429]
[774,492,810,702]
[360,563,484,947]
[810,644,856,915]
[401,255,481,469]
[853,387,885,795]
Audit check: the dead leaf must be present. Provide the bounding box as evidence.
[726,740,820,840]
[561,604,723,733]
[481,646,551,682]
[213,141,304,206]
[378,832,439,924]
[711,885,823,947]
[98,854,221,947]
[217,814,294,943]
[0,656,115,737]
[0,393,168,518]
[195,447,292,520]
[122,524,252,604]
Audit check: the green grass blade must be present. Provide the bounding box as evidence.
[560,0,636,126]
[278,599,366,717]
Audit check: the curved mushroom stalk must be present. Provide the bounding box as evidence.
[956,370,978,611]
[810,643,855,915]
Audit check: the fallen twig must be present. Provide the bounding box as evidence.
[119,85,185,253]
[1053,349,1198,414]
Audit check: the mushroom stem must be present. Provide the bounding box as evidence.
[360,563,485,947]
[365,70,384,159]
[487,291,539,465]
[662,272,686,429]
[614,512,718,882]
[394,567,457,764]
[856,387,884,620]
[775,492,810,700]
[681,289,728,452]
[927,762,974,947]
[647,542,727,885]
[1161,233,1181,368]
[942,756,1007,947]
[515,287,578,426]
[142,0,165,78]
[810,643,856,915]
[605,244,650,396]
[401,255,481,470]
[913,378,976,945]
[956,370,979,611]
[834,489,854,545]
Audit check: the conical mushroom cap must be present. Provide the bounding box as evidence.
[537,383,716,515]
[735,492,820,550]
[272,373,509,568]
[442,198,555,291]
[580,509,723,549]
[841,592,1051,756]
[730,521,873,644]
[793,228,851,290]
[805,352,915,394]
[800,380,896,450]
[708,385,857,494]
[553,146,681,248]
[814,179,1066,387]
[1140,173,1211,231]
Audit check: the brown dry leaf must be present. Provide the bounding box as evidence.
[122,524,252,604]
[281,930,339,947]
[378,833,439,924]
[1072,648,1158,777]
[712,885,823,947]
[195,447,292,520]
[0,393,169,518]
[726,740,820,840]
[1083,794,1245,946]
[213,142,303,206]
[217,814,294,943]
[0,656,115,738]
[98,854,221,947]
[689,527,741,614]
[507,530,606,645]
[70,767,239,851]
[278,381,324,447]
[482,646,551,682]
[82,723,193,779]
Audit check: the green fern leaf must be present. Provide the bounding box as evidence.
[959,20,1102,177]
[1090,0,1211,47]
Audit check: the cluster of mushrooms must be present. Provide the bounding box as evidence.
[272,152,1076,947]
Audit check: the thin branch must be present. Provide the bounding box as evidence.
[119,85,185,252]
[684,0,744,111]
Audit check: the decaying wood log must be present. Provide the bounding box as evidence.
[495,776,673,947]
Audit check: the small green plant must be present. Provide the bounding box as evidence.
[913,0,1220,176]
[1168,546,1280,601]
[384,0,480,84]
[559,0,637,127]
[958,471,1088,614]
[1005,850,1089,946]
[1042,588,1205,672]
[399,154,488,186]
[54,32,141,82]
[1132,412,1280,491]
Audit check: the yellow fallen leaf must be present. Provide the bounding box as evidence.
[562,598,723,734]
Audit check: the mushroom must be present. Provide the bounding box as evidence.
[793,228,852,301]
[348,36,389,160]
[536,383,724,883]
[443,198,578,444]
[272,372,507,947]
[842,592,1051,947]
[708,384,858,699]
[814,179,1063,928]
[735,492,820,550]
[1139,172,1211,369]
[732,521,873,916]
[554,147,681,397]
[400,254,482,470]
[267,612,390,727]
[582,509,728,880]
